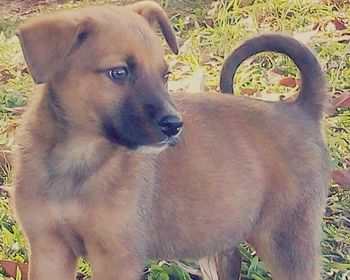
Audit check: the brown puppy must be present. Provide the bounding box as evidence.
[13,1,329,280]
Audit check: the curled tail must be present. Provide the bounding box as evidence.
[220,34,326,120]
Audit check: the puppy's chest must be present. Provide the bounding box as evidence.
[51,138,108,178]
[45,138,116,198]
[51,199,85,224]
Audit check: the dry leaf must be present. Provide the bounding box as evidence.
[76,272,85,280]
[0,260,28,280]
[3,107,26,116]
[331,19,347,30]
[0,67,15,84]
[279,77,297,88]
[241,88,258,96]
[313,23,321,31]
[332,170,350,190]
[331,91,350,108]
[0,150,12,169]
[321,0,347,4]
[175,261,201,276]
[239,0,255,7]
[204,17,214,28]
[198,256,219,280]
[271,67,288,76]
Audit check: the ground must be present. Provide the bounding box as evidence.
[0,0,349,279]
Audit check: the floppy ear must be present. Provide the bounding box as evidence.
[16,14,92,84]
[128,1,178,54]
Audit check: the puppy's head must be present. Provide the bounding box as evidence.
[17,1,182,151]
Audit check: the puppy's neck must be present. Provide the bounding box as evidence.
[46,86,69,135]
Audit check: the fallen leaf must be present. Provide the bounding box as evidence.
[0,260,28,280]
[203,17,214,28]
[0,150,12,170]
[279,77,297,88]
[331,19,347,30]
[14,62,29,75]
[198,256,219,280]
[76,272,85,280]
[240,88,258,96]
[5,123,18,134]
[332,170,350,190]
[266,68,286,84]
[239,0,255,7]
[271,67,288,76]
[175,261,201,276]
[312,23,320,31]
[3,107,26,116]
[321,0,347,4]
[331,91,350,108]
[0,67,15,84]
[0,185,10,196]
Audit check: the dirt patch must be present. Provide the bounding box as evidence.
[0,0,66,17]
[0,0,211,19]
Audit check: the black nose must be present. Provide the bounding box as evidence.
[158,115,183,137]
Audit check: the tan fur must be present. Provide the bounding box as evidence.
[13,2,330,280]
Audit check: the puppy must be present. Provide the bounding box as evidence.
[13,1,330,280]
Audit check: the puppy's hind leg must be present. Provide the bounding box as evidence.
[216,248,242,280]
[248,206,323,280]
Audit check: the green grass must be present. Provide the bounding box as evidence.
[0,0,349,279]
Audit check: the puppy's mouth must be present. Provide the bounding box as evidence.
[161,131,181,147]
[154,133,181,147]
[136,131,181,154]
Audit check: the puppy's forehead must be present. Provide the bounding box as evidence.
[82,6,165,68]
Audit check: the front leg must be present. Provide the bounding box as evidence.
[28,231,78,280]
[14,190,78,280]
[87,241,144,280]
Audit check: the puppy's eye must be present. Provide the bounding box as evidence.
[163,71,171,81]
[107,67,128,81]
